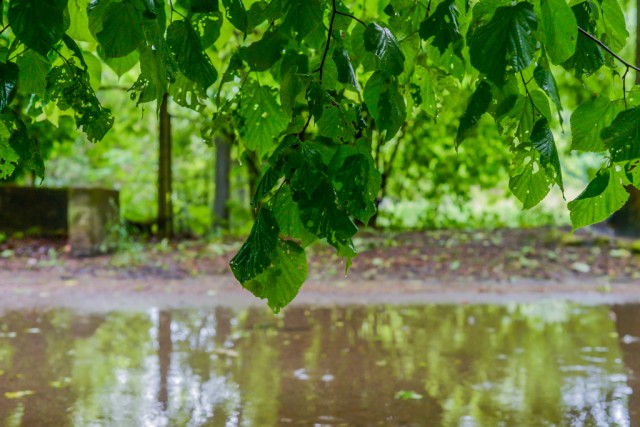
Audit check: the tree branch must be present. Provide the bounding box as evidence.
[578,27,640,73]
[335,10,366,27]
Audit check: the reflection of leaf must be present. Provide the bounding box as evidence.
[5,390,35,399]
[395,390,423,400]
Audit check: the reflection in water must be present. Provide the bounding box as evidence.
[0,303,636,426]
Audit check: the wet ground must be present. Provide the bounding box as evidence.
[1,303,640,426]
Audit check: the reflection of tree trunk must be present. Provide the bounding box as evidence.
[213,132,233,231]
[612,305,640,423]
[158,93,173,238]
[608,3,640,236]
[157,310,172,410]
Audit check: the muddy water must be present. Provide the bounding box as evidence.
[0,303,639,426]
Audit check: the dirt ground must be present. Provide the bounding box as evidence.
[2,226,640,311]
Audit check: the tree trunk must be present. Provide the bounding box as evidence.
[607,1,640,236]
[213,132,233,230]
[158,93,173,238]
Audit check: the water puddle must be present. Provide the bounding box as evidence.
[1,302,639,426]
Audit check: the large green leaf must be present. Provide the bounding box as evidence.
[99,48,139,77]
[563,2,604,78]
[601,107,640,162]
[0,131,19,180]
[1,113,45,179]
[68,0,93,42]
[468,2,538,85]
[363,71,406,141]
[245,30,288,71]
[166,19,218,91]
[17,52,50,97]
[280,0,323,42]
[570,96,621,151]
[533,59,563,124]
[456,80,492,146]
[230,207,279,283]
[418,0,462,55]
[600,0,628,52]
[8,0,67,56]
[0,62,19,113]
[364,23,405,76]
[238,85,289,157]
[568,167,630,230]
[95,1,145,58]
[193,12,223,49]
[315,102,357,144]
[221,0,248,33]
[244,239,308,313]
[538,0,577,64]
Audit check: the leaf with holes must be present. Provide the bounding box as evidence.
[419,0,462,55]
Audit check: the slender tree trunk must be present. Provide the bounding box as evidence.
[158,93,173,238]
[213,132,232,230]
[608,2,640,236]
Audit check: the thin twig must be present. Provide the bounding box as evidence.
[319,0,338,82]
[335,10,366,27]
[578,27,640,73]
[0,24,9,37]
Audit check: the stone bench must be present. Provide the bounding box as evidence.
[0,186,119,256]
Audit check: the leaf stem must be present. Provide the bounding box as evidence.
[335,10,366,27]
[578,27,640,73]
[0,24,9,37]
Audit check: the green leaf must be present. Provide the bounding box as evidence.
[456,80,492,146]
[530,90,552,122]
[169,71,207,111]
[570,96,621,151]
[563,2,604,78]
[334,153,379,223]
[538,0,577,64]
[280,66,308,116]
[271,184,317,245]
[46,65,114,142]
[95,1,145,58]
[2,113,44,179]
[468,2,538,85]
[130,43,175,105]
[230,207,279,283]
[280,0,323,42]
[166,19,218,91]
[8,0,67,56]
[99,48,140,77]
[243,239,308,313]
[332,47,359,91]
[315,102,357,144]
[252,165,282,206]
[364,23,405,76]
[0,136,19,180]
[295,180,358,261]
[68,0,93,42]
[534,59,563,124]
[600,0,628,52]
[531,118,563,192]
[245,30,288,71]
[238,85,289,157]
[568,167,630,229]
[418,0,462,55]
[509,146,553,209]
[364,71,406,141]
[601,107,640,162]
[0,62,19,112]
[187,0,219,13]
[221,0,248,33]
[193,12,223,49]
